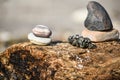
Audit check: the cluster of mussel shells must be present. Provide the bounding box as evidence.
[68,34,96,49]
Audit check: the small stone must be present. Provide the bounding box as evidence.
[28,33,51,45]
[32,25,52,38]
[84,1,113,31]
[81,29,119,42]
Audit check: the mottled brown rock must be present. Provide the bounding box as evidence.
[84,1,113,31]
[0,42,120,79]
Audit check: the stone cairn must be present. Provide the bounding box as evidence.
[28,25,52,45]
[81,1,119,42]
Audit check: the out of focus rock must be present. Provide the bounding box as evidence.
[0,31,11,42]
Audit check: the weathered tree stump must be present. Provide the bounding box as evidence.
[0,41,120,80]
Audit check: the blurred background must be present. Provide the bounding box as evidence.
[0,0,120,52]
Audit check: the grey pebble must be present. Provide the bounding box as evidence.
[32,25,52,38]
[84,1,113,31]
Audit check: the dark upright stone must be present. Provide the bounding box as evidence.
[84,1,113,31]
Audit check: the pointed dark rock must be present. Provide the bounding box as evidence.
[84,1,113,31]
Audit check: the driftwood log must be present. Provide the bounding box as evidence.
[0,41,120,80]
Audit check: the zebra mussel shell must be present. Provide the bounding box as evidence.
[68,34,96,49]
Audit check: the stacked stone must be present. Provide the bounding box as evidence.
[28,25,52,45]
[81,1,119,42]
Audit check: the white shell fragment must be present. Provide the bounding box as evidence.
[28,33,51,45]
[32,25,52,38]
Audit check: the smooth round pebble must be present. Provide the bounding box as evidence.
[81,29,119,42]
[84,1,113,31]
[28,33,51,45]
[32,25,52,37]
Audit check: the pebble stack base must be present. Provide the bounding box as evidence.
[28,33,51,45]
[81,29,119,42]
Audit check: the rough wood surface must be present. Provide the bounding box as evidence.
[0,41,120,80]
